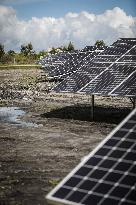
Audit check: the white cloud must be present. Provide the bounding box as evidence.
[0,5,136,51]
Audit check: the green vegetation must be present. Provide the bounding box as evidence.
[0,43,38,66]
[0,40,105,68]
[48,179,61,188]
[0,44,5,59]
[20,42,34,56]
[95,40,105,47]
[0,41,75,67]
[0,64,41,70]
[0,100,8,106]
[49,41,75,54]
[18,74,38,90]
[62,41,75,52]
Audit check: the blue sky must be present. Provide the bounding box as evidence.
[1,0,136,20]
[0,0,136,51]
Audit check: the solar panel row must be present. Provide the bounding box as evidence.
[52,38,136,97]
[48,49,105,79]
[38,46,105,79]
[79,64,136,96]
[46,108,136,205]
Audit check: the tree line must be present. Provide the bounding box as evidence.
[0,40,105,65]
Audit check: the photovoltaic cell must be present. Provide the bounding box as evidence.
[46,108,136,205]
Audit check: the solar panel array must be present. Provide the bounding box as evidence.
[52,38,136,97]
[46,108,136,205]
[38,46,105,79]
[38,51,72,74]
[38,51,70,66]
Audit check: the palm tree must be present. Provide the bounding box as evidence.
[95,40,105,47]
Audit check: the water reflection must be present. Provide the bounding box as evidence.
[0,107,40,127]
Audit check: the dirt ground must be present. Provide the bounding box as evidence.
[0,68,133,205]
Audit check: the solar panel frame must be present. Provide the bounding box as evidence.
[46,108,136,205]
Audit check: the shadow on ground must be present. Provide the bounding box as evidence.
[41,105,131,124]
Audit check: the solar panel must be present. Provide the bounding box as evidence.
[48,49,104,79]
[38,46,105,79]
[51,42,127,92]
[39,52,69,65]
[39,51,78,76]
[53,64,107,93]
[46,108,136,205]
[79,64,136,96]
[112,71,136,97]
[79,42,136,96]
[127,47,136,55]
[52,38,136,97]
[118,55,136,63]
[92,55,119,63]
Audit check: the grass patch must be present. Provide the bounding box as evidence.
[0,100,8,106]
[0,64,41,70]
[18,74,38,89]
[48,179,61,188]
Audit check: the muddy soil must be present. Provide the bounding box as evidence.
[0,69,132,205]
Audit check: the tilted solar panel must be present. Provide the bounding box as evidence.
[54,49,122,91]
[112,71,136,97]
[79,64,136,96]
[79,42,136,96]
[39,52,70,65]
[46,108,136,205]
[39,51,79,75]
[52,38,136,94]
[127,47,136,55]
[92,55,119,63]
[38,46,105,79]
[118,55,136,63]
[53,64,107,92]
[48,49,104,78]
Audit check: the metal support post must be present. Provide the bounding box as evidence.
[91,95,94,121]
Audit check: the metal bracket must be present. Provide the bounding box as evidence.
[130,97,136,109]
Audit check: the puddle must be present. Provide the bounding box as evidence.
[0,107,41,127]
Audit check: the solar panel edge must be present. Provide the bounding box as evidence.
[51,90,135,97]
[46,108,136,205]
[109,93,136,98]
[51,86,75,94]
[46,197,79,205]
[77,92,136,98]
